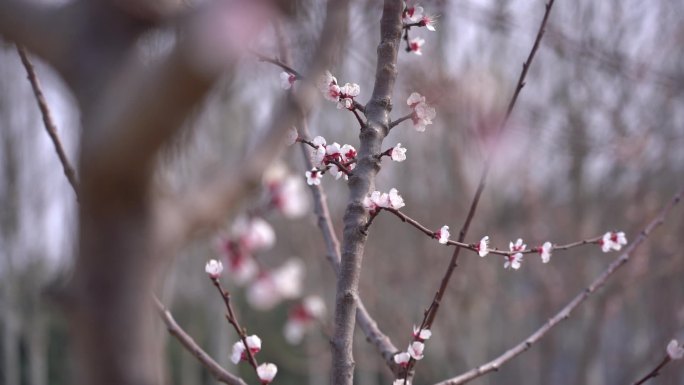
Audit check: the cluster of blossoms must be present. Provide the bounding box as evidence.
[216,216,275,285]
[407,93,435,132]
[246,258,304,310]
[363,188,406,214]
[393,325,432,373]
[305,136,357,185]
[319,71,361,110]
[402,4,437,55]
[600,231,627,252]
[230,335,278,384]
[283,296,326,344]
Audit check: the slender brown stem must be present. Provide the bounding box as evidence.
[16,45,79,200]
[633,356,672,385]
[253,51,303,80]
[383,208,603,256]
[154,296,248,385]
[421,0,556,331]
[389,113,413,129]
[433,187,684,385]
[210,278,258,369]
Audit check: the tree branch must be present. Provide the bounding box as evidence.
[331,1,403,384]
[16,46,79,201]
[434,187,684,385]
[154,297,248,385]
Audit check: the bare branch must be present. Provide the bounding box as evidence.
[419,0,556,333]
[434,187,684,385]
[331,1,403,384]
[16,46,79,201]
[154,297,248,385]
[633,356,672,385]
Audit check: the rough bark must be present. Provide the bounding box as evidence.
[331,1,403,384]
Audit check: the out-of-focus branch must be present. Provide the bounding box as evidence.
[154,297,247,385]
[331,1,403,384]
[434,187,684,385]
[159,0,351,247]
[16,46,80,201]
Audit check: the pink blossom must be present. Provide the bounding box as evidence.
[205,259,223,279]
[412,102,436,131]
[388,188,405,209]
[305,168,322,186]
[407,341,425,360]
[412,325,432,341]
[230,335,262,364]
[234,217,275,252]
[600,231,627,252]
[256,363,278,384]
[402,5,424,23]
[539,241,553,263]
[477,236,490,257]
[436,225,450,244]
[393,352,411,367]
[421,15,437,31]
[408,37,425,55]
[284,296,326,344]
[391,143,407,162]
[406,92,425,108]
[247,259,303,310]
[269,176,309,219]
[667,339,684,360]
[280,71,296,89]
[341,144,357,162]
[505,238,526,269]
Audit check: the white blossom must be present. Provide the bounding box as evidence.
[305,169,322,186]
[540,241,553,263]
[280,71,295,89]
[205,259,223,278]
[393,352,411,366]
[437,225,450,244]
[667,339,684,360]
[391,143,407,162]
[477,236,490,257]
[408,37,425,55]
[601,231,627,252]
[256,363,278,384]
[413,325,432,341]
[407,341,425,360]
[388,188,405,209]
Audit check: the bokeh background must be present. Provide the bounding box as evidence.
[1,0,683,384]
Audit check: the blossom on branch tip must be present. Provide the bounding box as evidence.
[477,236,490,257]
[247,259,304,310]
[284,296,325,344]
[305,169,322,186]
[319,71,360,110]
[205,259,223,278]
[388,188,405,209]
[394,352,411,367]
[413,325,432,341]
[312,136,327,147]
[600,231,627,252]
[540,241,553,263]
[268,176,309,219]
[667,339,684,360]
[408,37,425,55]
[393,380,411,385]
[421,15,437,31]
[256,363,278,384]
[407,341,425,360]
[407,92,425,108]
[280,71,296,89]
[230,335,262,364]
[391,143,407,162]
[341,144,357,162]
[436,225,450,244]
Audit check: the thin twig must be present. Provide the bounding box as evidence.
[383,208,603,256]
[16,45,79,200]
[433,187,684,385]
[210,278,258,369]
[421,0,556,332]
[389,113,413,129]
[253,51,303,79]
[404,2,556,381]
[154,296,248,385]
[633,355,672,385]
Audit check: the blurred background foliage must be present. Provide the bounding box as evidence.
[1,0,683,384]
